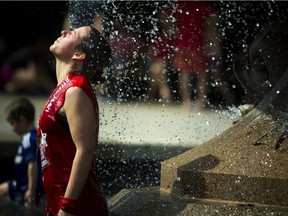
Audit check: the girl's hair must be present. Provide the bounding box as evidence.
[5,97,35,122]
[78,26,111,85]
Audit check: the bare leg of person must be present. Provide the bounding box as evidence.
[148,61,161,101]
[196,72,208,108]
[158,66,172,102]
[179,72,192,108]
[148,60,172,102]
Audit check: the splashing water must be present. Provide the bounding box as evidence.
[65,0,288,200]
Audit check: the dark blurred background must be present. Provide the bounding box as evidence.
[0,1,67,62]
[0,1,288,106]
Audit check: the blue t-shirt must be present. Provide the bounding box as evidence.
[13,128,43,198]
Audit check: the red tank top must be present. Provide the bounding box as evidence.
[37,73,108,215]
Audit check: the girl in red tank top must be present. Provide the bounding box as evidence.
[37,25,111,216]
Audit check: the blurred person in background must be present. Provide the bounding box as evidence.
[171,1,215,108]
[105,18,142,100]
[0,97,44,207]
[203,11,235,107]
[146,8,177,103]
[0,39,56,95]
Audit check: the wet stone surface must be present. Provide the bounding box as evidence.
[108,187,288,216]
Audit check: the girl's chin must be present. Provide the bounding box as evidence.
[49,44,56,52]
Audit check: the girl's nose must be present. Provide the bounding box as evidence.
[61,30,68,36]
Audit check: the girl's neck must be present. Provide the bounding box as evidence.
[55,60,81,85]
[55,61,74,85]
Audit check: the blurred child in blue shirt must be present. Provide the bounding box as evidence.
[0,97,44,206]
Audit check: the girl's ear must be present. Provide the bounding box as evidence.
[72,51,86,61]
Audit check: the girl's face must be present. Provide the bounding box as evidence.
[50,26,90,61]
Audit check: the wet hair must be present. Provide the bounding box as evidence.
[5,97,35,123]
[78,26,111,85]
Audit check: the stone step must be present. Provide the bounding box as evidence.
[160,107,288,207]
[108,187,288,215]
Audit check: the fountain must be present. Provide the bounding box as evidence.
[108,10,288,216]
[65,1,288,215]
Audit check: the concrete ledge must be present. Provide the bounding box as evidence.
[108,187,288,215]
[160,108,288,207]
